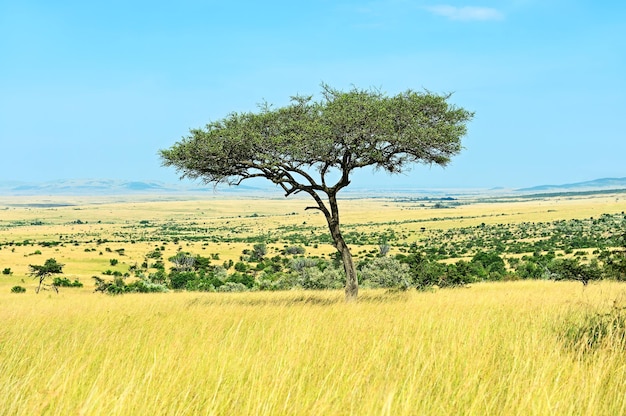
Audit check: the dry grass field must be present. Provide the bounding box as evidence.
[2,282,626,415]
[1,192,626,415]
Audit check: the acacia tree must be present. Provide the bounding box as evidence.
[29,258,64,293]
[160,85,473,301]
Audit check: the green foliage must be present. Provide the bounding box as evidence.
[169,271,198,290]
[395,253,476,289]
[93,276,168,295]
[600,248,626,281]
[288,258,344,290]
[251,243,267,261]
[109,259,119,266]
[29,258,64,293]
[471,251,506,280]
[168,252,196,272]
[233,262,249,273]
[146,249,163,259]
[360,257,411,290]
[11,285,26,293]
[226,272,256,289]
[160,84,473,300]
[2,267,12,275]
[548,258,603,285]
[160,85,472,188]
[284,245,306,255]
[52,277,83,288]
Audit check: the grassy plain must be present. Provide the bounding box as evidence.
[2,192,626,414]
[2,282,626,415]
[2,192,626,285]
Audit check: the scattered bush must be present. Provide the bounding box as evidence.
[52,277,84,288]
[360,257,411,291]
[284,245,306,255]
[11,285,26,293]
[93,276,168,295]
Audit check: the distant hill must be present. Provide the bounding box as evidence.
[1,177,625,197]
[516,177,626,192]
[0,179,268,196]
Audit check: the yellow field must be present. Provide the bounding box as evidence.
[1,281,625,415]
[2,193,626,415]
[2,192,626,286]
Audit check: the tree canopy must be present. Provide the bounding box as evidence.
[29,258,64,293]
[161,84,473,300]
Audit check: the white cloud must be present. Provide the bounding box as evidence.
[425,5,504,21]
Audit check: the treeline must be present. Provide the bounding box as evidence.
[92,242,626,294]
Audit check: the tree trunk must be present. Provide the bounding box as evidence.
[328,219,358,301]
[338,238,358,302]
[312,191,358,301]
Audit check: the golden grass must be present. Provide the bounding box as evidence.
[2,193,626,414]
[1,281,626,415]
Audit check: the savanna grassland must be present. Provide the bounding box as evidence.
[2,191,626,415]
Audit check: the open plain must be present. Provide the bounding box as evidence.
[1,191,626,415]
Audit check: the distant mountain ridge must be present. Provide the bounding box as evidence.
[0,179,266,196]
[0,177,625,196]
[516,177,626,192]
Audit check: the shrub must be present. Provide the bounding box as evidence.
[52,277,84,288]
[93,275,168,295]
[471,251,506,279]
[2,267,11,275]
[299,266,344,290]
[169,271,198,290]
[11,285,26,293]
[251,243,267,261]
[284,245,306,255]
[360,257,411,291]
[226,272,256,288]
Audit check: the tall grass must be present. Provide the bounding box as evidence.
[2,281,626,415]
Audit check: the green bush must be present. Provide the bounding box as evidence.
[360,257,411,290]
[11,285,26,293]
[52,277,84,288]
[93,276,168,295]
[169,271,198,289]
[226,272,256,288]
[2,267,11,275]
[284,245,306,255]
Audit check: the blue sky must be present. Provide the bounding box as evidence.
[1,0,624,190]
